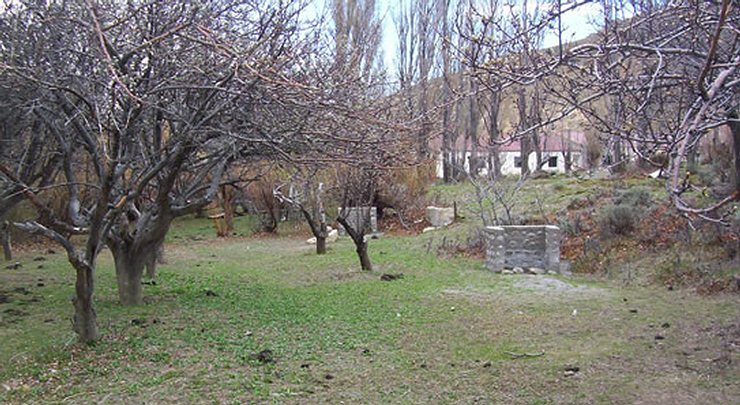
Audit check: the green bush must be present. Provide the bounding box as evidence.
[614,186,652,207]
[599,204,639,236]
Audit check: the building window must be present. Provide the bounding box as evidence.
[548,156,558,168]
[514,156,522,168]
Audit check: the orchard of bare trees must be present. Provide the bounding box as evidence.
[1,0,738,345]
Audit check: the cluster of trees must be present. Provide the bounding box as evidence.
[0,0,408,343]
[1,0,737,343]
[389,0,738,222]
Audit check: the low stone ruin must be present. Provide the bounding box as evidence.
[483,225,561,274]
[425,206,455,228]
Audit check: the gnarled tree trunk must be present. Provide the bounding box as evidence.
[72,261,99,343]
[112,247,145,306]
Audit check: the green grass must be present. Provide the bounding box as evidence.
[1,180,739,404]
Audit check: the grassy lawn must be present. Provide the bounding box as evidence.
[1,178,738,404]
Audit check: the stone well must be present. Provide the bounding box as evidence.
[483,225,561,273]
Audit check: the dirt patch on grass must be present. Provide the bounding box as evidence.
[513,276,606,296]
[441,287,506,302]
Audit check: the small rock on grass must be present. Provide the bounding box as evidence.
[526,267,546,275]
[252,349,274,364]
[564,365,580,377]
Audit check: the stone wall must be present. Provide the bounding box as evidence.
[483,225,561,273]
[338,207,378,235]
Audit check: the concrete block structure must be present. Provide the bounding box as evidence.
[483,225,561,273]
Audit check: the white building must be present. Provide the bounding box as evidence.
[434,131,587,178]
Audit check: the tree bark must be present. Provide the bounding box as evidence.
[316,235,327,255]
[145,242,164,279]
[222,185,234,234]
[356,240,372,271]
[517,89,531,177]
[1,222,11,261]
[731,114,740,195]
[145,253,156,279]
[467,79,480,178]
[113,248,145,306]
[440,0,452,183]
[72,262,99,343]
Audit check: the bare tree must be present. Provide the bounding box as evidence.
[0,0,315,340]
[275,167,331,254]
[336,166,380,271]
[556,1,739,221]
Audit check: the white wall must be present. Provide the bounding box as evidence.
[500,152,582,175]
[436,151,487,178]
[437,151,583,178]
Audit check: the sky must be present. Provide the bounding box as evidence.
[307,0,603,81]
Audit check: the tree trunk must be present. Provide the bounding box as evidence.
[520,136,531,177]
[356,241,372,271]
[145,242,165,279]
[316,236,327,255]
[337,215,372,271]
[113,249,145,306]
[157,243,166,264]
[517,89,531,177]
[467,79,480,178]
[72,263,99,343]
[533,130,542,172]
[145,253,156,279]
[491,146,502,179]
[222,185,234,234]
[731,114,740,195]
[612,137,625,172]
[1,222,11,261]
